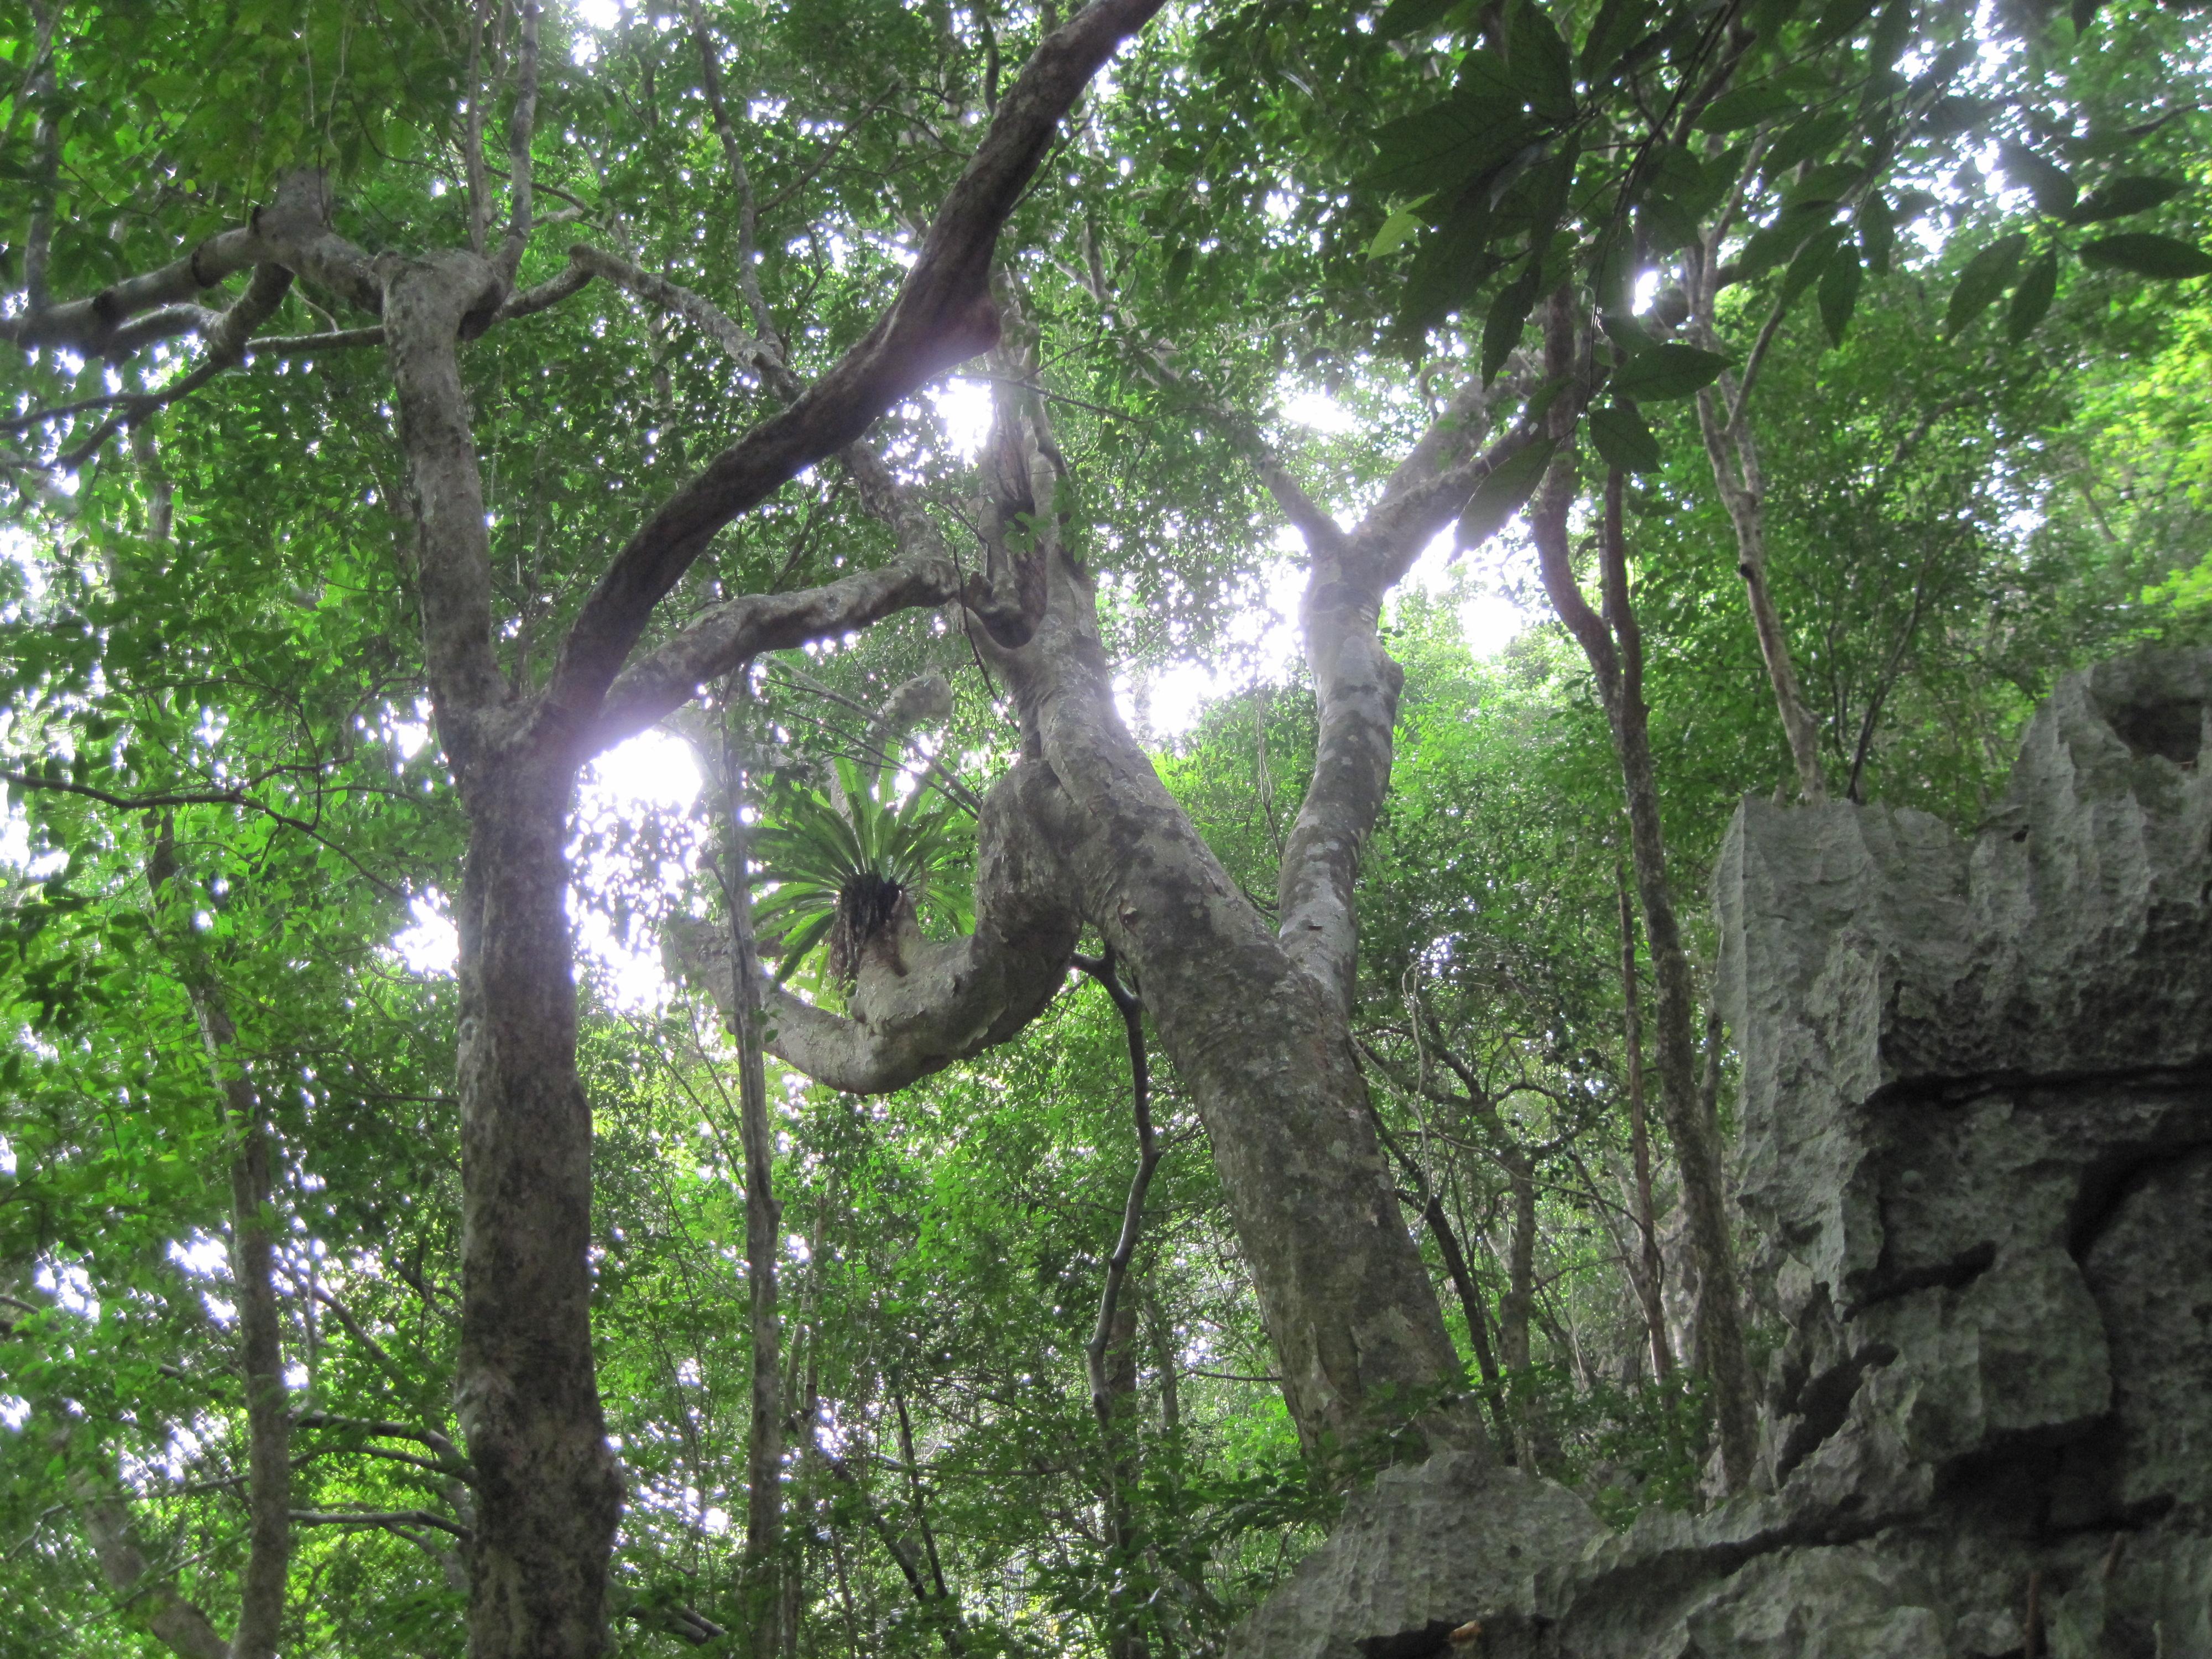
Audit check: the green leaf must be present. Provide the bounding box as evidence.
[1738,202,1836,279]
[1747,0,1807,35]
[1508,0,1577,122]
[1588,400,1661,472]
[1943,233,2027,335]
[1858,190,1896,275]
[1524,372,1573,424]
[2071,0,2103,32]
[1375,0,1461,38]
[1368,206,1428,259]
[1455,438,1558,550]
[1592,232,1637,315]
[1866,0,1912,71]
[1640,195,1702,254]
[1921,95,1997,141]
[1695,85,1797,133]
[1600,310,1657,354]
[1481,259,1544,382]
[1762,111,1850,179]
[1396,189,1498,329]
[770,911,837,984]
[1165,243,1193,296]
[2065,175,2185,225]
[1818,247,1864,346]
[1999,141,2078,217]
[1612,343,1729,401]
[1363,96,1540,199]
[1782,160,1863,210]
[1780,228,1839,309]
[1454,47,1525,105]
[1812,0,1881,41]
[2077,233,2212,279]
[1577,0,1653,83]
[2006,249,2058,342]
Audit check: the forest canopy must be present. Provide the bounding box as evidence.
[1,0,2208,1655]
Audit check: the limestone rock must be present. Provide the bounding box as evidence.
[1222,1458,1603,1659]
[1226,651,2212,1658]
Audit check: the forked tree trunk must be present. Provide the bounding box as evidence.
[998,605,1472,1460]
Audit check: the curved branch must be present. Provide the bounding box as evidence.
[669,761,1081,1094]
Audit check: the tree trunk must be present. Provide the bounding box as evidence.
[1527,294,1757,1491]
[1499,1150,1541,1469]
[972,372,1527,1463]
[1009,628,1469,1458]
[451,755,624,1659]
[1618,878,1674,1381]
[60,1434,232,1659]
[1101,1295,1149,1659]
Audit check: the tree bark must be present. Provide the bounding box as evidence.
[450,752,625,1659]
[998,596,1470,1460]
[61,1439,233,1659]
[13,7,1166,1652]
[740,359,1538,1460]
[1527,293,1757,1491]
[1618,877,1674,1381]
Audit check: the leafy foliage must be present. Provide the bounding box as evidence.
[751,759,974,987]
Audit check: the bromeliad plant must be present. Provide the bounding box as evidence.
[751,757,975,988]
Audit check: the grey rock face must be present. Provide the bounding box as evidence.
[1228,651,2212,1657]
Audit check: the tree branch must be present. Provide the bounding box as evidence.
[671,761,1081,1094]
[496,3,543,286]
[568,243,778,382]
[540,0,1166,733]
[463,2,492,255]
[147,827,289,1659]
[1275,373,1530,1010]
[293,1412,465,1468]
[682,0,777,345]
[292,1509,473,1541]
[60,1437,232,1659]
[590,558,971,755]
